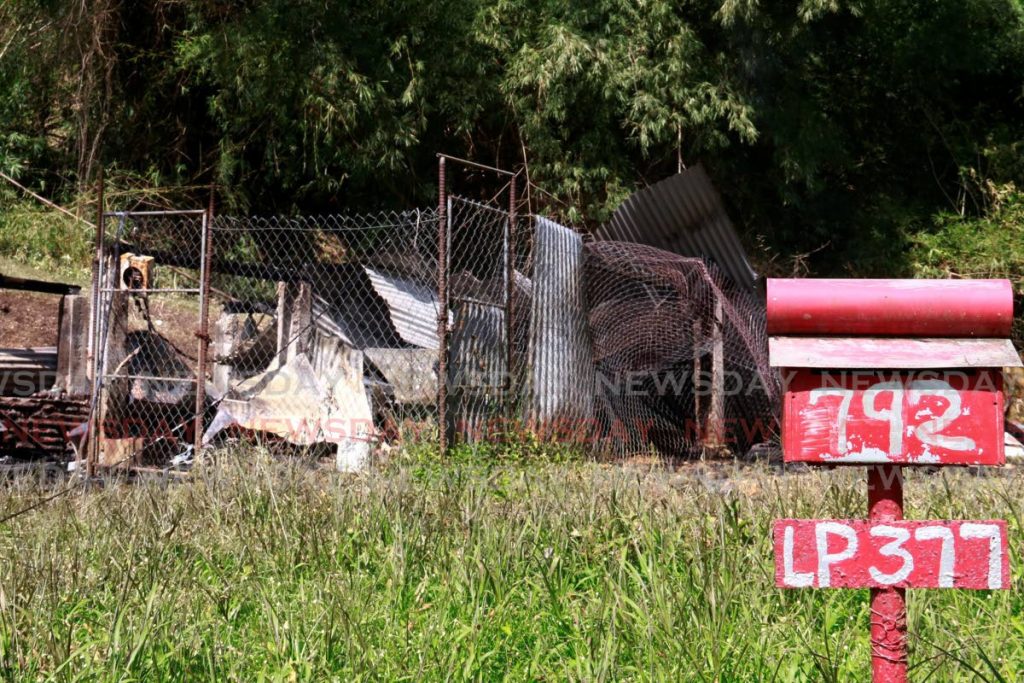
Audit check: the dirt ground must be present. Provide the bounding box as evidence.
[0,284,214,364]
[134,295,220,371]
[0,291,61,348]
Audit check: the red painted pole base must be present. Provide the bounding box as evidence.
[868,465,907,682]
[870,586,907,681]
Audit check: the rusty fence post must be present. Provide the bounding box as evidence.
[194,190,214,456]
[437,157,449,455]
[85,168,104,478]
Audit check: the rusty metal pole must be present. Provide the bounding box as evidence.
[85,168,104,478]
[193,190,214,456]
[504,174,517,434]
[437,157,449,455]
[868,464,907,683]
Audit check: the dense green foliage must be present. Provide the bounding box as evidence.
[1,0,1023,275]
[0,452,1021,680]
[911,185,1024,286]
[910,184,1024,342]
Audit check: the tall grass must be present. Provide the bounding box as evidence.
[0,452,1021,681]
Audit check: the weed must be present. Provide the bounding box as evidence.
[0,452,1019,680]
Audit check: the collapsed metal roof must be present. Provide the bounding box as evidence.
[594,164,758,298]
[309,263,442,352]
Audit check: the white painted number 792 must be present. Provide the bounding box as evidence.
[809,379,976,455]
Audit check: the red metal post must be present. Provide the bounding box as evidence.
[868,464,907,682]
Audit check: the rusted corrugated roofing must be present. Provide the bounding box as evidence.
[595,164,758,297]
[0,394,89,454]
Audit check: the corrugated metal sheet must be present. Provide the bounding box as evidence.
[528,218,595,424]
[309,265,403,349]
[0,395,89,454]
[595,164,758,297]
[449,301,505,440]
[309,265,440,350]
[363,347,436,404]
[450,302,504,388]
[364,267,440,349]
[312,296,355,346]
[209,347,373,447]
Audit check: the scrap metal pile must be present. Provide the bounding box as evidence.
[0,276,90,466]
[4,163,780,469]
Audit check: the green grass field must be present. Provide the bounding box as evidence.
[0,451,1021,681]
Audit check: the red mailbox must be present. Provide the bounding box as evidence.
[768,279,1021,683]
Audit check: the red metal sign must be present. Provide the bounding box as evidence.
[774,519,1009,590]
[782,369,1004,465]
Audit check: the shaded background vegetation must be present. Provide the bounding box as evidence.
[1,0,1023,280]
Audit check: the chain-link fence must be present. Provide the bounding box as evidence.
[87,196,779,471]
[207,211,441,468]
[445,196,520,444]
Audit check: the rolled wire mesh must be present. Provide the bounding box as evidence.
[582,240,779,458]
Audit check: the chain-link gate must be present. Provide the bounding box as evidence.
[445,195,516,444]
[90,209,211,471]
